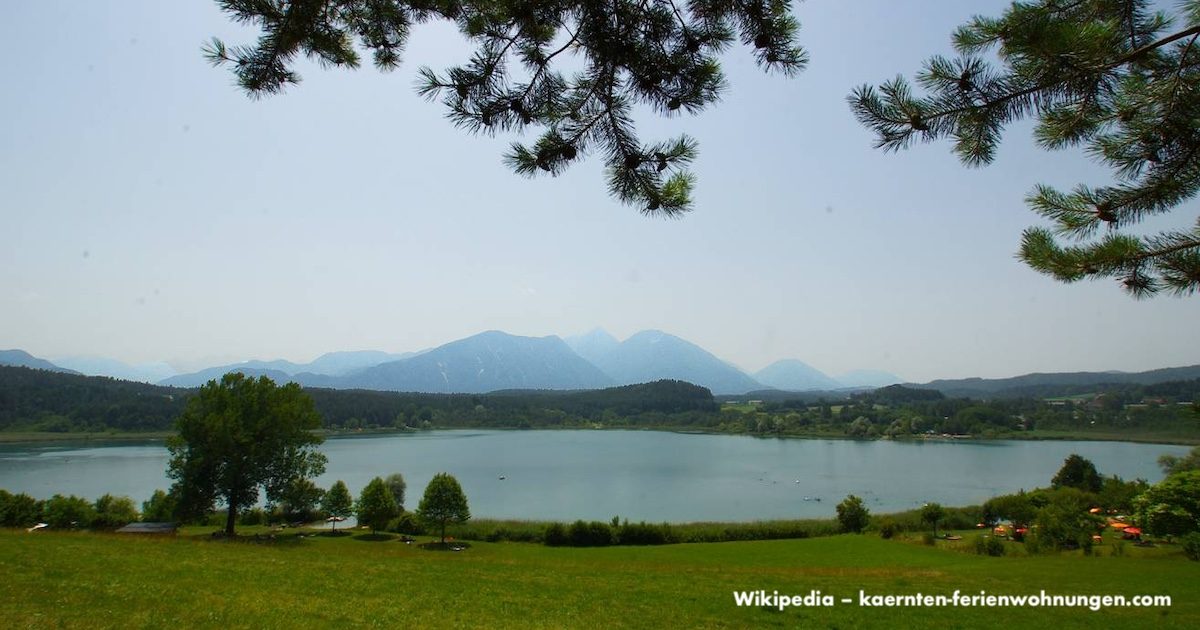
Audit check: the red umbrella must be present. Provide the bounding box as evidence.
[1123,527,1142,535]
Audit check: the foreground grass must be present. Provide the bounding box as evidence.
[1,529,1195,629]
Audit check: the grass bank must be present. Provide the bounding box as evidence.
[1,528,1195,628]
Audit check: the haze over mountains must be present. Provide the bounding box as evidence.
[2,329,901,395]
[565,329,764,395]
[0,350,79,375]
[3,335,1197,398]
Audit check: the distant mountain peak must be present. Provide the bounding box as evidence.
[755,359,841,392]
[580,329,763,395]
[0,350,78,375]
[337,329,613,393]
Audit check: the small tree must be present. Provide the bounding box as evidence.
[1035,488,1104,550]
[384,473,407,512]
[1051,454,1103,493]
[982,491,1037,529]
[278,478,325,522]
[921,502,946,539]
[322,480,354,531]
[141,489,178,522]
[836,494,870,534]
[418,473,471,544]
[357,477,400,535]
[93,494,139,529]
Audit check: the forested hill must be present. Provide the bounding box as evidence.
[0,366,186,432]
[0,366,715,433]
[911,365,1200,399]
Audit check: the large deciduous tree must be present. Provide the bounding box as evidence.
[206,1,805,215]
[417,472,471,543]
[166,373,327,536]
[1134,469,1200,539]
[852,0,1200,297]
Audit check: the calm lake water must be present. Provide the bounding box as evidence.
[0,430,1188,522]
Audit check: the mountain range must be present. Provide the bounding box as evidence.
[0,350,79,375]
[2,329,901,395]
[3,337,1196,398]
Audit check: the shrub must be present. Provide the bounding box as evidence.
[484,527,511,542]
[1182,533,1200,562]
[922,532,936,546]
[877,518,899,539]
[239,507,267,526]
[973,535,1006,556]
[92,494,139,529]
[141,489,178,522]
[543,522,568,547]
[0,490,42,527]
[567,520,614,546]
[1024,533,1045,555]
[1110,540,1126,557]
[43,494,96,529]
[616,520,676,545]
[391,512,424,535]
[836,495,870,533]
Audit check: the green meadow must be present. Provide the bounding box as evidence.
[1,528,1195,629]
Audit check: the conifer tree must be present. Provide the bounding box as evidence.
[205,1,805,215]
[851,0,1200,297]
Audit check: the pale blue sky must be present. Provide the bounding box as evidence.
[2,1,1196,382]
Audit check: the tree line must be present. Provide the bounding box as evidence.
[1,366,1195,440]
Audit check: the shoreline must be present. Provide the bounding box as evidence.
[0,425,1194,446]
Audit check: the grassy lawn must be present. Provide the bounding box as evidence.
[1,528,1195,629]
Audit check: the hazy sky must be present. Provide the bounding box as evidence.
[2,1,1196,382]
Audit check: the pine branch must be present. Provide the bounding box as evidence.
[858,0,1200,297]
[209,0,805,214]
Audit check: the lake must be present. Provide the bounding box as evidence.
[0,430,1188,522]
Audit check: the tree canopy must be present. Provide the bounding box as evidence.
[418,472,471,543]
[166,373,327,535]
[920,502,945,537]
[852,0,1200,297]
[322,480,355,530]
[206,0,805,215]
[1160,445,1200,476]
[357,476,402,534]
[384,473,407,511]
[1134,469,1200,538]
[835,494,869,533]
[1051,453,1103,492]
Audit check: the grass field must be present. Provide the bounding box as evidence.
[1,528,1195,628]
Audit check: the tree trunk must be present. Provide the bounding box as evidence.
[225,504,237,536]
[441,519,446,544]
